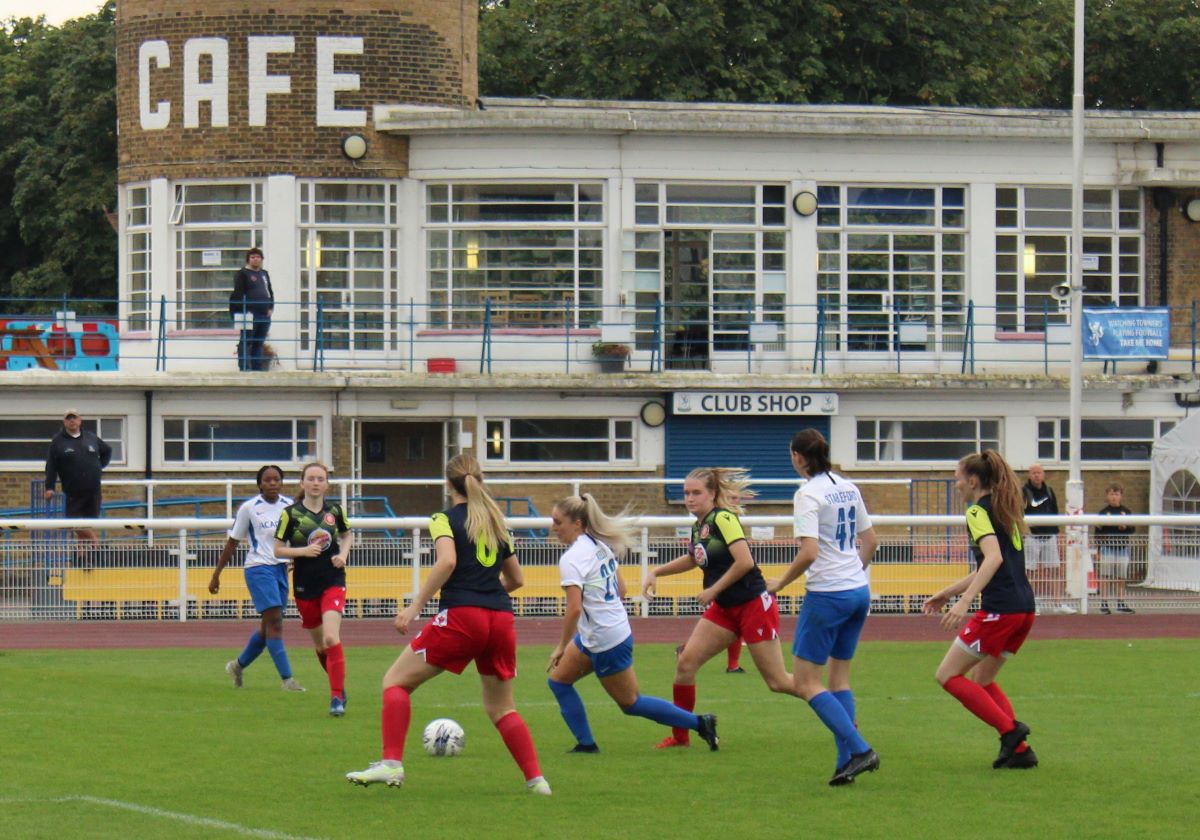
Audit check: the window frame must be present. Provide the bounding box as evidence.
[480,417,636,468]
[124,184,153,332]
[0,417,127,468]
[855,417,1000,464]
[161,417,318,466]
[1036,417,1173,464]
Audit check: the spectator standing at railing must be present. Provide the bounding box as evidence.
[642,467,800,750]
[229,247,274,371]
[43,408,111,554]
[767,429,880,786]
[923,450,1038,771]
[346,453,551,795]
[1095,483,1135,615]
[275,462,353,716]
[210,465,304,692]
[1022,464,1075,615]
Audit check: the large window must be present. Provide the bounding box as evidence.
[426,183,604,329]
[817,185,966,352]
[174,183,263,329]
[629,183,787,354]
[163,418,316,464]
[0,418,125,464]
[125,185,152,331]
[482,418,634,464]
[299,182,399,352]
[995,187,1141,331]
[1037,418,1174,462]
[857,418,999,462]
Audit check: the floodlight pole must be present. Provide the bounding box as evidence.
[1066,0,1088,611]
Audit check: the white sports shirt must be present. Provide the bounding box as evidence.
[793,472,872,592]
[229,493,293,567]
[558,533,629,654]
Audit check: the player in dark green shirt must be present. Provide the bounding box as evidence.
[275,462,352,716]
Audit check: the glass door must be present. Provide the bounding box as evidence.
[663,230,710,369]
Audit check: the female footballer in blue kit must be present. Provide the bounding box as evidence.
[209,465,304,691]
[346,453,550,795]
[642,467,799,748]
[768,430,879,785]
[923,450,1038,770]
[546,494,719,752]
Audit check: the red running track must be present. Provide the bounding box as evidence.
[1,613,1196,650]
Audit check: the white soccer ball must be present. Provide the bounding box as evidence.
[422,718,465,757]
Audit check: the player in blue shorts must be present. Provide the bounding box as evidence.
[546,494,719,752]
[209,465,304,691]
[768,430,880,786]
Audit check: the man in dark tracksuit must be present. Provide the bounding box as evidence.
[44,408,112,549]
[229,246,275,371]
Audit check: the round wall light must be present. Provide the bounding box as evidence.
[792,190,819,217]
[639,400,667,427]
[341,133,368,161]
[1184,198,1200,223]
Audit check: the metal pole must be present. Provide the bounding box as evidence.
[1066,0,1088,613]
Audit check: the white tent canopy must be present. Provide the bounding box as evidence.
[1147,411,1200,590]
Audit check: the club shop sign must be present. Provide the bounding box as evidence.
[138,36,367,130]
[672,392,838,416]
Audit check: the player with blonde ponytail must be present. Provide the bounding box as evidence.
[642,467,800,749]
[546,494,719,752]
[923,450,1039,770]
[347,453,550,795]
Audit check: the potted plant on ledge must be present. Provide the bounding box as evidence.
[592,341,630,373]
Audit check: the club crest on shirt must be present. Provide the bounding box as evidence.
[692,543,709,567]
[324,512,336,526]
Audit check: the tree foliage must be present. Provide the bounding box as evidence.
[0,3,117,310]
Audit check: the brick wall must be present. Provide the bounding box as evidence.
[1145,189,1200,345]
[116,0,477,182]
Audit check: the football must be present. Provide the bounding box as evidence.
[422,718,465,757]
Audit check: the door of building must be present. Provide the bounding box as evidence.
[359,421,446,518]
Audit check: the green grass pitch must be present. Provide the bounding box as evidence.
[2,639,1197,839]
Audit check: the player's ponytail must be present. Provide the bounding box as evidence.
[555,493,637,557]
[446,453,510,554]
[687,467,755,516]
[960,450,1027,539]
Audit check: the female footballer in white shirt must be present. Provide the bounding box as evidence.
[209,465,304,691]
[768,430,879,785]
[546,494,719,752]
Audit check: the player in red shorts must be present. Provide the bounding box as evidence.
[346,453,550,795]
[274,462,352,716]
[923,450,1039,769]
[642,467,800,748]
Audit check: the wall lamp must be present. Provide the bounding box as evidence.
[341,133,368,161]
[1183,198,1200,222]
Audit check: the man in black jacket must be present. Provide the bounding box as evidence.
[44,408,112,548]
[229,247,275,371]
[1022,463,1074,614]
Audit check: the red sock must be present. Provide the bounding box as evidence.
[325,643,345,699]
[726,639,742,670]
[983,683,1028,752]
[316,650,328,672]
[381,685,411,761]
[495,712,542,781]
[943,675,1013,734]
[672,683,696,743]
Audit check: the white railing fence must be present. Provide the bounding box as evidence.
[1,516,1196,621]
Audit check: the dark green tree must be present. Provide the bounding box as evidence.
[0,3,117,311]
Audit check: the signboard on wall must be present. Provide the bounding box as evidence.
[672,392,838,416]
[1082,307,1170,359]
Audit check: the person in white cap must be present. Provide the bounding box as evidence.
[44,408,112,552]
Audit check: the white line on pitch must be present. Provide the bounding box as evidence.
[0,796,327,840]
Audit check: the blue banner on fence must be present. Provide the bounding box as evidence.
[1082,307,1170,359]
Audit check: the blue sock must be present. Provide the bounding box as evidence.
[832,689,857,768]
[548,679,595,746]
[623,694,700,731]
[237,632,266,669]
[265,637,293,680]
[809,691,870,756]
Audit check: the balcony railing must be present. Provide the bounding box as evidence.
[0,296,1195,376]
